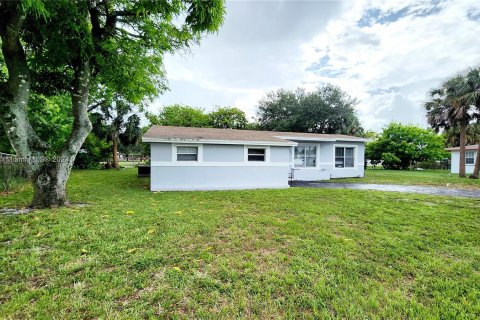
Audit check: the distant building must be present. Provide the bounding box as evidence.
[446,145,478,174]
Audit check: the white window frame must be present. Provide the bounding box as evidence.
[294,143,318,169]
[333,144,357,169]
[244,146,270,162]
[172,144,203,162]
[466,151,475,165]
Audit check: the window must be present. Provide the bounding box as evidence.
[294,145,317,167]
[466,151,475,165]
[177,146,198,161]
[247,148,265,161]
[335,147,354,168]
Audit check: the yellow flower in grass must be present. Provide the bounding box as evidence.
[172,266,182,272]
[126,210,135,215]
[127,248,137,253]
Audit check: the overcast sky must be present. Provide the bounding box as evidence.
[148,0,480,131]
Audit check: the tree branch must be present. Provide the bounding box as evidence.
[88,0,117,42]
[88,99,107,112]
[61,59,93,159]
[116,27,143,39]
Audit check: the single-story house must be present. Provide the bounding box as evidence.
[142,126,367,191]
[446,144,478,174]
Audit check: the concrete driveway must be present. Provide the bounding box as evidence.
[290,181,480,199]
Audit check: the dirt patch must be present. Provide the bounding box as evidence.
[67,203,91,208]
[0,207,32,215]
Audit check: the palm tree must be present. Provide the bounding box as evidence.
[425,75,474,178]
[91,99,142,169]
[456,68,480,178]
[444,123,480,147]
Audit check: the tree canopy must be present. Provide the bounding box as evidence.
[147,104,211,127]
[147,105,249,129]
[444,123,480,147]
[0,0,226,207]
[256,84,364,135]
[0,94,72,154]
[209,107,248,129]
[366,123,447,170]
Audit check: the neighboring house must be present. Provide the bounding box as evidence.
[142,126,367,191]
[446,145,478,174]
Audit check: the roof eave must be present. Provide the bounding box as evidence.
[275,136,367,143]
[142,137,298,147]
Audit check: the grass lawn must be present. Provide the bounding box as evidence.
[332,169,480,190]
[1,169,479,319]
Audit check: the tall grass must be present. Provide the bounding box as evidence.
[0,161,28,193]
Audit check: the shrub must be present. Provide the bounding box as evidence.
[73,134,110,169]
[381,152,401,170]
[74,150,102,169]
[366,123,447,170]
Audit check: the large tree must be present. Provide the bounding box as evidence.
[256,84,364,135]
[366,123,447,170]
[147,105,249,129]
[209,106,247,129]
[0,0,225,207]
[147,104,210,127]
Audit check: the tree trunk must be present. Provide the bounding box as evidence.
[458,121,467,178]
[469,144,480,179]
[112,137,119,168]
[0,3,47,168]
[29,60,92,208]
[30,162,69,208]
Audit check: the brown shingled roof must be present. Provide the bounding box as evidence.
[445,145,479,151]
[142,125,366,144]
[273,131,366,141]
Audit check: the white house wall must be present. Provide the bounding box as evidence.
[149,140,366,190]
[202,144,244,162]
[150,166,289,191]
[291,141,365,180]
[151,143,172,161]
[270,146,291,162]
[149,143,291,191]
[450,151,476,174]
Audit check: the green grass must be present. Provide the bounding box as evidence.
[0,176,28,194]
[1,169,479,319]
[332,169,480,190]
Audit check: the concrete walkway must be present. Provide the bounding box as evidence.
[290,181,480,199]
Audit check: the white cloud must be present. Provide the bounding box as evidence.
[301,0,480,130]
[149,0,344,117]
[148,0,480,131]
